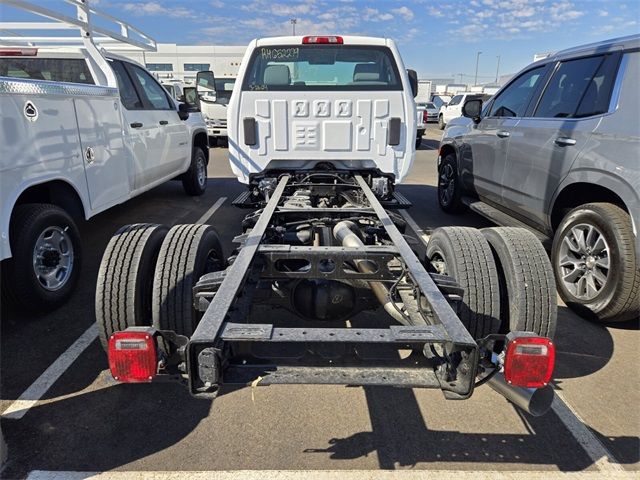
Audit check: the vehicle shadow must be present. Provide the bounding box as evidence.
[304,385,638,470]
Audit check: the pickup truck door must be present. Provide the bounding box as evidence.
[462,66,548,207]
[502,54,618,228]
[109,60,157,190]
[125,63,190,180]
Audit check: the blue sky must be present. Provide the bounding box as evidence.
[2,0,639,80]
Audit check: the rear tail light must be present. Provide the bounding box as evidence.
[0,48,37,56]
[108,330,158,383]
[504,334,555,388]
[423,110,428,122]
[302,36,343,44]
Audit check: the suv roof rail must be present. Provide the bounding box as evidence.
[0,0,156,52]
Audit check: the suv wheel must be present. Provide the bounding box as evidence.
[437,153,465,213]
[552,203,640,322]
[182,147,207,196]
[438,115,445,130]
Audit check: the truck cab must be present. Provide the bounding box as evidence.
[225,35,417,184]
[197,74,236,145]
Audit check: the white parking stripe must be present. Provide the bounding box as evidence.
[2,324,98,420]
[551,391,624,472]
[196,196,227,224]
[3,199,228,421]
[25,470,638,480]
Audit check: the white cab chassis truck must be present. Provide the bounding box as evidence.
[97,35,558,417]
[0,0,209,312]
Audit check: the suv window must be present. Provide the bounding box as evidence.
[489,66,546,117]
[242,45,401,91]
[128,63,172,110]
[0,57,94,84]
[535,55,618,118]
[110,60,143,110]
[448,95,463,106]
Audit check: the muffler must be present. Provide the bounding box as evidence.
[487,371,555,417]
[333,221,410,325]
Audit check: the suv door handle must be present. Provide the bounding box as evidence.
[555,137,576,146]
[159,120,169,125]
[496,131,510,138]
[130,122,143,128]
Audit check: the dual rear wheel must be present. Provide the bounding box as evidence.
[426,226,557,339]
[96,223,225,349]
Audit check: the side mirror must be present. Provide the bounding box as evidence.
[462,98,483,123]
[178,102,190,121]
[196,70,216,102]
[183,86,200,111]
[407,69,418,98]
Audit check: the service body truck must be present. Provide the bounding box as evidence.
[97,35,558,417]
[0,0,209,312]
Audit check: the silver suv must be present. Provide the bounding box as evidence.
[438,34,639,323]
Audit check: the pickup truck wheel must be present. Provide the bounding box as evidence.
[482,227,557,338]
[552,203,640,322]
[95,224,168,350]
[182,147,207,196]
[1,204,81,314]
[426,227,501,338]
[152,224,225,336]
[437,154,465,213]
[438,115,445,130]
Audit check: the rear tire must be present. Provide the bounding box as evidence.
[182,147,207,196]
[437,153,465,213]
[552,203,640,322]
[2,204,81,314]
[482,227,557,338]
[152,224,225,336]
[95,224,168,350]
[426,227,501,338]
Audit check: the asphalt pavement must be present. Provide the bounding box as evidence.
[1,124,638,479]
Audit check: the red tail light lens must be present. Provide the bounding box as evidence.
[423,110,428,122]
[302,36,343,44]
[108,330,157,383]
[504,335,555,388]
[0,48,37,56]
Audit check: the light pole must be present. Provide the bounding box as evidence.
[290,18,297,35]
[495,55,501,83]
[474,51,482,86]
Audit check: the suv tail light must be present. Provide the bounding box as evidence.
[423,110,429,122]
[302,36,343,44]
[504,334,555,388]
[0,48,37,56]
[108,330,158,383]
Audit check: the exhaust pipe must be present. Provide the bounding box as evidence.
[333,221,411,326]
[487,371,555,417]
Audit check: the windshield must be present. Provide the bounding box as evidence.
[242,45,401,91]
[425,102,435,108]
[214,78,235,104]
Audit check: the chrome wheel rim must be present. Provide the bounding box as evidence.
[558,223,610,301]
[32,226,74,291]
[438,164,455,205]
[196,157,206,188]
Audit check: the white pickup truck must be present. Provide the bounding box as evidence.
[196,72,236,146]
[0,0,208,313]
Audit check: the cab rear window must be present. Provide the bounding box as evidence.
[0,58,94,84]
[242,45,402,91]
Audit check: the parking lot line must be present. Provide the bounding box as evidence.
[2,324,98,420]
[24,470,638,480]
[196,196,227,224]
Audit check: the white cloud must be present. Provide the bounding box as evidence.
[598,10,609,17]
[427,6,444,18]
[122,1,191,18]
[391,6,414,21]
